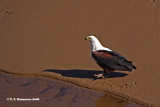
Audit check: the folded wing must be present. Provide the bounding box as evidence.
[92,50,136,71]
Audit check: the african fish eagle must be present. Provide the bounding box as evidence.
[85,36,136,79]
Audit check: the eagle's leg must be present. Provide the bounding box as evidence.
[94,68,110,79]
[103,68,110,78]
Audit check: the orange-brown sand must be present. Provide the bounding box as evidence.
[0,0,160,106]
[0,73,142,107]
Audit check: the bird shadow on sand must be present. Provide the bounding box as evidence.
[43,69,128,78]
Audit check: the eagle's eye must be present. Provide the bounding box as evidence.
[85,37,91,40]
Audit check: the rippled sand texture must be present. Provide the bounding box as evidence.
[0,73,103,107]
[0,73,143,107]
[0,0,160,106]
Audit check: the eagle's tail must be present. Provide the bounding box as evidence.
[118,60,136,72]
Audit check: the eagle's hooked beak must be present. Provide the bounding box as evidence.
[85,37,91,40]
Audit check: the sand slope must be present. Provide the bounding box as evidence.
[0,0,160,106]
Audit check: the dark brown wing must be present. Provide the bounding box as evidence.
[92,50,136,71]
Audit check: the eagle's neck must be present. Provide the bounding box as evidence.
[90,40,111,52]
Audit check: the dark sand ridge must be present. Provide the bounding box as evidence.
[0,72,142,107]
[0,0,160,106]
[0,69,152,107]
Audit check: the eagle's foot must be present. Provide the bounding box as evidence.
[94,73,104,79]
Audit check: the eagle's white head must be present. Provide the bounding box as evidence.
[85,35,112,52]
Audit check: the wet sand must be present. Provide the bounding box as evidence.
[0,73,142,107]
[0,0,160,106]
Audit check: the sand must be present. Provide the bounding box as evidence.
[0,0,160,106]
[0,73,104,107]
[0,72,142,107]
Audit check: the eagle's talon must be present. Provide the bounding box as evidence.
[94,74,105,79]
